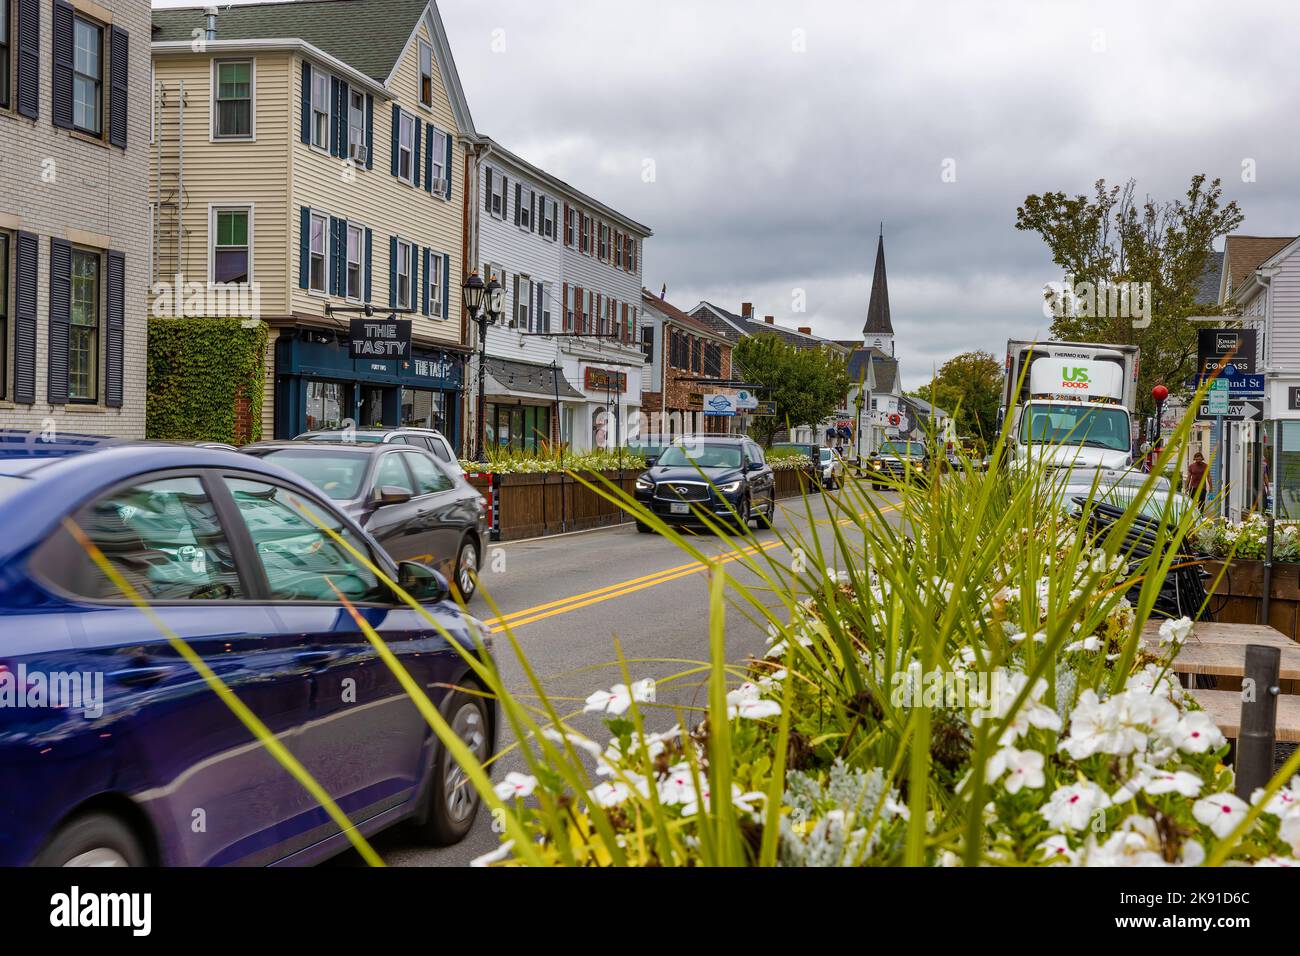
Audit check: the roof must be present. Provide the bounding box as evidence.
[904,395,949,419]
[483,357,584,400]
[1194,250,1224,307]
[154,0,433,82]
[641,290,728,342]
[689,303,848,353]
[476,136,652,238]
[863,232,893,336]
[1222,235,1296,302]
[846,347,898,394]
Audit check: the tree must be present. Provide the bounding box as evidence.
[909,350,1002,441]
[735,334,849,446]
[1014,174,1242,414]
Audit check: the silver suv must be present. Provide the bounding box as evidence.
[294,427,462,475]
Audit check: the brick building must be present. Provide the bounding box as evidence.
[1,0,151,437]
[639,289,736,436]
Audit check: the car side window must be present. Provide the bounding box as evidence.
[31,476,242,602]
[373,452,415,495]
[425,436,451,462]
[403,451,454,495]
[223,478,387,603]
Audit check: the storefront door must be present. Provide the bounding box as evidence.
[359,386,386,428]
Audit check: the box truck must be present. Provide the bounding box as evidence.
[1002,340,1140,472]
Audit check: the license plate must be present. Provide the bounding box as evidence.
[670,502,691,515]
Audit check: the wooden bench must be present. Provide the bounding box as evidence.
[1140,620,1295,649]
[1188,688,1300,744]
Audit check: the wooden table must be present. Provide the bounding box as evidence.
[1188,689,1300,743]
[1140,620,1295,649]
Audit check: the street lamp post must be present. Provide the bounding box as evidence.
[461,270,496,463]
[1151,384,1169,467]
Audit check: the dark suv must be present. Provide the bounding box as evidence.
[866,440,929,488]
[633,437,776,532]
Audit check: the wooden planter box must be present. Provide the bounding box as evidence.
[465,466,820,542]
[1204,558,1300,643]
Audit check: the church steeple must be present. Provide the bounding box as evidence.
[863,225,894,356]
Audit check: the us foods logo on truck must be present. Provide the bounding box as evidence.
[1061,366,1091,389]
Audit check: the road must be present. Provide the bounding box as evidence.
[328,481,902,866]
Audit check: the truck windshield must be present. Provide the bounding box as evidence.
[1020,404,1130,452]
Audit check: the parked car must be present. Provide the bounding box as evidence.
[633,436,776,532]
[243,441,486,601]
[294,427,462,476]
[769,442,822,490]
[0,433,495,867]
[819,447,846,490]
[865,440,929,489]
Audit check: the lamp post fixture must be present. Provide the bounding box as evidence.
[1151,383,1169,462]
[462,270,497,463]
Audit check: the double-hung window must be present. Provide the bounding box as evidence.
[311,68,330,149]
[213,207,251,284]
[348,88,366,162]
[598,224,607,261]
[397,112,415,184]
[489,170,505,218]
[1,0,13,110]
[517,185,534,230]
[428,252,443,317]
[541,199,557,240]
[418,40,434,108]
[72,15,102,136]
[345,223,363,300]
[564,207,576,245]
[308,212,328,293]
[395,240,412,309]
[214,60,253,138]
[69,249,99,403]
[513,275,531,329]
[429,127,447,188]
[0,233,7,398]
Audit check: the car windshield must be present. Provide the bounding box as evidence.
[298,431,385,443]
[656,444,743,469]
[1020,404,1130,453]
[820,449,833,462]
[259,450,370,500]
[879,442,921,457]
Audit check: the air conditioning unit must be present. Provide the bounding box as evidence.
[431,177,446,193]
[348,140,368,164]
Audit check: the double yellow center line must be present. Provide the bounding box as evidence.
[482,502,897,633]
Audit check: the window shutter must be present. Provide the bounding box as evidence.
[421,248,431,315]
[535,282,544,333]
[484,168,493,213]
[12,232,38,404]
[390,104,400,177]
[15,0,39,119]
[411,116,421,184]
[562,281,569,330]
[48,239,71,405]
[410,245,419,312]
[441,254,450,321]
[444,134,453,199]
[300,62,312,144]
[388,236,398,308]
[298,207,310,289]
[501,176,508,219]
[364,227,373,302]
[423,124,433,192]
[514,183,521,226]
[329,216,343,295]
[51,0,74,129]
[364,93,374,169]
[329,76,340,157]
[105,250,125,407]
[108,27,128,148]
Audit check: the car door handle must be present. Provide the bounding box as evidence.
[295,650,341,669]
[110,665,176,687]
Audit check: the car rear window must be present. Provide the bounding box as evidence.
[260,450,369,500]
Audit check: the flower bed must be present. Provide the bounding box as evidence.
[453,440,1300,867]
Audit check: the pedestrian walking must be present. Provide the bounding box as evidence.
[1187,452,1210,508]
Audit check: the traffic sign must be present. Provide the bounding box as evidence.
[1197,397,1262,422]
[1190,371,1265,394]
[1207,380,1230,415]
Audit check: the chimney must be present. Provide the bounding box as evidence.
[764,315,775,325]
[741,302,753,319]
[205,6,219,41]
[798,326,812,334]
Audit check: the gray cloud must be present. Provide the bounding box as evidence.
[155,0,1300,387]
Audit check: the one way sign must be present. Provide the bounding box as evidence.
[1196,398,1263,422]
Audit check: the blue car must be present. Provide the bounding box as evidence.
[0,433,495,866]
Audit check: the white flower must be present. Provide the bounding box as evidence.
[1064,635,1102,653]
[757,668,788,690]
[1249,777,1300,819]
[583,678,656,716]
[1158,616,1194,647]
[1193,793,1249,838]
[470,840,514,867]
[493,772,537,801]
[589,781,634,808]
[1255,855,1299,867]
[541,728,603,758]
[1279,815,1300,856]
[657,763,699,806]
[1038,833,1078,864]
[1171,711,1226,754]
[1143,770,1204,798]
[1003,748,1046,793]
[726,681,782,720]
[1041,781,1111,832]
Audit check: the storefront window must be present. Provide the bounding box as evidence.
[401,388,448,433]
[359,386,386,428]
[486,403,550,453]
[1276,423,1300,520]
[305,380,345,431]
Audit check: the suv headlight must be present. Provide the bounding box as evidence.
[717,480,743,494]
[635,476,654,492]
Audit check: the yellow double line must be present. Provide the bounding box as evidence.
[482,502,897,633]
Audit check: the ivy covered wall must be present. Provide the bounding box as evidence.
[147,318,269,444]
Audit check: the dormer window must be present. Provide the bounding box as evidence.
[418,40,434,108]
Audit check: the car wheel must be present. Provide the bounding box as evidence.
[756,493,777,529]
[35,812,147,867]
[417,689,491,846]
[452,536,478,602]
[636,520,655,533]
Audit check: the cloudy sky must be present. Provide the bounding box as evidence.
[155,0,1300,388]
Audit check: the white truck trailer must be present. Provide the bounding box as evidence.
[1002,340,1141,471]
